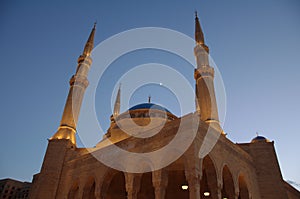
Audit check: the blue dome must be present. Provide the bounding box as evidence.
[129,103,171,113]
[251,135,268,143]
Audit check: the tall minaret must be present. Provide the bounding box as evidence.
[194,12,220,130]
[113,84,121,118]
[50,24,96,144]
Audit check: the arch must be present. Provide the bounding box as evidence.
[137,172,155,199]
[132,157,155,173]
[238,174,249,199]
[101,169,126,199]
[68,181,79,199]
[222,165,235,199]
[82,176,96,199]
[200,155,218,198]
[165,161,189,199]
[100,169,119,196]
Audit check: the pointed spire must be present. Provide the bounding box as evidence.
[83,22,96,57]
[113,84,121,117]
[195,11,205,45]
[148,95,151,103]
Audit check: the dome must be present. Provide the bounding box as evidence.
[109,102,177,123]
[107,102,177,141]
[251,135,269,143]
[129,103,171,113]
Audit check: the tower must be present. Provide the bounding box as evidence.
[29,24,96,199]
[50,23,96,144]
[193,12,221,131]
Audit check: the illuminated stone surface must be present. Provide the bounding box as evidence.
[29,16,300,199]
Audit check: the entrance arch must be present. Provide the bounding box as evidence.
[165,161,189,199]
[102,170,126,199]
[238,174,249,199]
[138,172,155,199]
[82,177,96,199]
[67,181,79,199]
[200,155,218,198]
[222,165,235,199]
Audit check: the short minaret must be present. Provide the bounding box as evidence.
[113,84,121,118]
[50,24,96,144]
[193,12,221,130]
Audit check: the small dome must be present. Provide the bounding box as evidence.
[129,103,171,113]
[251,135,269,143]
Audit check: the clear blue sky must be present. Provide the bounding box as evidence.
[0,0,299,189]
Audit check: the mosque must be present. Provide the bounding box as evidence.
[29,14,300,199]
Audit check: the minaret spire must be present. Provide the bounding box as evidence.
[195,11,205,45]
[83,22,96,57]
[193,12,222,132]
[50,24,96,145]
[113,84,121,118]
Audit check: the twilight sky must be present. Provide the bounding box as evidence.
[0,0,299,189]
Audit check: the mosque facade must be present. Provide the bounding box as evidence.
[29,14,300,199]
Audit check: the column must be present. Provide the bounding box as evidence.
[152,169,168,199]
[184,143,202,199]
[234,186,240,199]
[94,181,101,199]
[77,186,84,199]
[217,179,222,199]
[185,171,200,199]
[125,173,141,199]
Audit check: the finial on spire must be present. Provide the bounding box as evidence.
[148,95,151,103]
[195,11,205,45]
[82,23,96,57]
[113,84,121,117]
